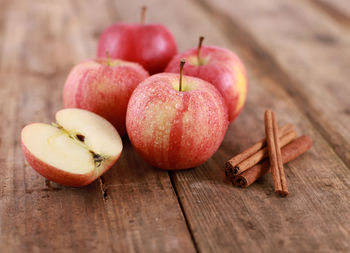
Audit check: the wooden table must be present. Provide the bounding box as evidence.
[1,0,350,252]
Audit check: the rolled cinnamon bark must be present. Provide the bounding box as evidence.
[225,129,296,177]
[225,124,293,178]
[233,135,312,188]
[265,110,288,196]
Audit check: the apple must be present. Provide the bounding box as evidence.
[126,60,228,170]
[63,56,149,136]
[21,108,123,187]
[97,7,177,74]
[165,37,248,123]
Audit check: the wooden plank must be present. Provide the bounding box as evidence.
[0,0,196,252]
[111,0,350,252]
[196,0,350,170]
[309,0,350,27]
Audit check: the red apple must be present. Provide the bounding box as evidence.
[21,109,123,187]
[126,60,228,170]
[63,57,149,136]
[97,7,177,74]
[165,37,248,123]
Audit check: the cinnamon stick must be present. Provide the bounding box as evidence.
[265,110,288,196]
[225,124,293,177]
[225,126,296,177]
[234,135,312,188]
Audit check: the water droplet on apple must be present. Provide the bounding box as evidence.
[175,103,182,110]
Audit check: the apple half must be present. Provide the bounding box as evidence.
[21,108,123,187]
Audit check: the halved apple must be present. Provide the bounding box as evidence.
[21,108,123,187]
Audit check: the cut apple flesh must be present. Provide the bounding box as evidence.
[23,123,96,174]
[55,108,122,158]
[21,109,123,184]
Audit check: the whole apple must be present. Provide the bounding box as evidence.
[97,7,177,74]
[21,109,123,187]
[165,37,248,123]
[63,57,149,136]
[126,62,228,170]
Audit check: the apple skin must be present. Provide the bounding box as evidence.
[97,23,178,75]
[126,73,228,170]
[165,46,248,123]
[63,59,149,136]
[21,129,121,187]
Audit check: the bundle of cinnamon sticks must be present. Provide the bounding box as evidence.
[225,110,312,197]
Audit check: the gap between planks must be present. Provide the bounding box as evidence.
[168,171,200,253]
[98,171,201,252]
[192,0,350,172]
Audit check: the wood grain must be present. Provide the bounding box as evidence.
[309,0,350,27]
[0,0,195,252]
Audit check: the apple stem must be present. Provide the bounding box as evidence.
[105,51,111,66]
[179,59,186,92]
[141,6,147,25]
[197,36,204,66]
